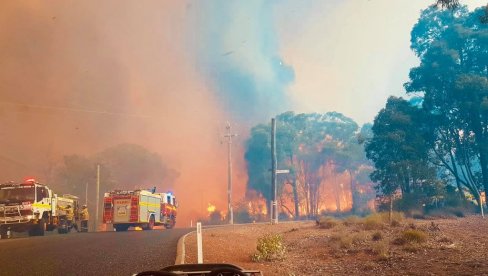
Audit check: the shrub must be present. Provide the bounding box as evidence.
[386,212,405,223]
[372,232,383,241]
[403,244,421,253]
[363,214,384,230]
[251,234,287,262]
[330,233,353,250]
[390,219,401,227]
[317,216,339,229]
[394,230,427,245]
[446,207,465,217]
[371,240,389,258]
[343,215,362,226]
[351,232,369,245]
[363,212,404,230]
[425,209,456,219]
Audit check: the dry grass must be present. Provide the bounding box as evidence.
[371,240,389,258]
[438,236,453,244]
[343,215,362,226]
[318,216,340,229]
[185,216,488,276]
[351,231,370,245]
[363,212,405,230]
[330,233,353,250]
[403,244,421,253]
[363,215,385,230]
[394,229,427,245]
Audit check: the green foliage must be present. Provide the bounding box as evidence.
[435,0,460,10]
[251,234,287,262]
[365,97,439,202]
[368,3,488,213]
[406,5,488,206]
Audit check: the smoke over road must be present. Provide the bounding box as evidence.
[0,1,294,224]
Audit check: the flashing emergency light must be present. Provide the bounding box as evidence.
[23,178,36,183]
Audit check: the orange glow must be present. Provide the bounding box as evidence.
[207,203,216,214]
[279,162,354,217]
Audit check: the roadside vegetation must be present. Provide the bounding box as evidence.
[314,212,436,261]
[242,1,488,225]
[251,233,287,262]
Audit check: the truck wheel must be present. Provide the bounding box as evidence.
[164,221,175,229]
[144,216,155,231]
[29,218,46,236]
[114,224,129,232]
[38,218,46,236]
[0,227,7,239]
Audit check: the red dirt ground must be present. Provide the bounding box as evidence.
[184,216,488,275]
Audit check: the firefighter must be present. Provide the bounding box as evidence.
[80,205,89,232]
[64,204,79,232]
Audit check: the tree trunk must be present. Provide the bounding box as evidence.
[292,179,300,220]
[479,148,488,206]
[449,150,465,199]
[348,170,357,212]
[305,184,310,218]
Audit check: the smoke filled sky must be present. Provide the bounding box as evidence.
[0,0,486,222]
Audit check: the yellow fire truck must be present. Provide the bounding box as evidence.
[0,179,80,238]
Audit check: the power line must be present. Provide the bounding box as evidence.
[0,101,150,119]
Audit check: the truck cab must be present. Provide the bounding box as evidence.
[0,179,57,237]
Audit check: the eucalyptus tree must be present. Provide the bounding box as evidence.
[406,5,488,204]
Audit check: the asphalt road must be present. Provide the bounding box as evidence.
[0,228,191,276]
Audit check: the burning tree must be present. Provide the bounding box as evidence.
[245,112,374,219]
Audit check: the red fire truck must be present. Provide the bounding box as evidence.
[103,189,177,231]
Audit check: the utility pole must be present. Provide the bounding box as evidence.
[223,122,237,225]
[271,118,277,224]
[85,182,88,205]
[270,118,289,225]
[95,164,100,232]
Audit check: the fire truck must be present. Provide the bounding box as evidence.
[0,179,80,238]
[103,189,177,231]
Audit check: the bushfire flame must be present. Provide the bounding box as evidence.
[207,203,216,214]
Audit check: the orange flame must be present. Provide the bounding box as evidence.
[207,203,216,214]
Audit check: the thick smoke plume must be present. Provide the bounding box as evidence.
[187,0,295,122]
[0,1,295,225]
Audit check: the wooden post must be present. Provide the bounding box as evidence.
[197,222,203,264]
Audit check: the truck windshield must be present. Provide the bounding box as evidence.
[0,187,35,204]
